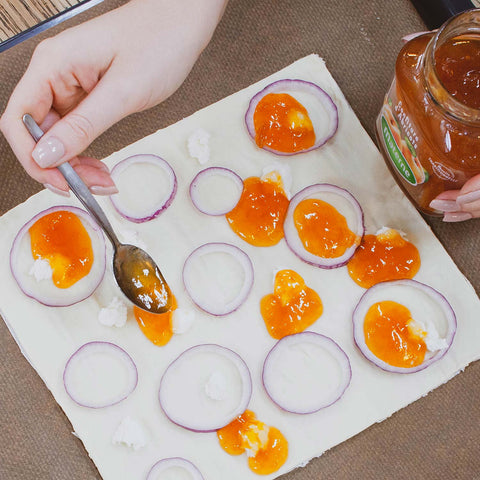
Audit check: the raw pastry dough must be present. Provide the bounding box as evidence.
[1,55,479,480]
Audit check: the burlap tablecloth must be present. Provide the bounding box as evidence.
[0,1,478,478]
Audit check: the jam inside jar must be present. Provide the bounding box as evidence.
[376,10,480,215]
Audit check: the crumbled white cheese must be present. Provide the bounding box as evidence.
[188,128,211,164]
[119,229,147,250]
[261,163,292,199]
[28,258,53,282]
[375,226,408,240]
[204,371,228,401]
[408,317,448,352]
[242,423,270,458]
[172,308,195,334]
[112,416,148,451]
[98,297,127,328]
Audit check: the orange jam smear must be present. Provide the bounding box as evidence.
[253,93,315,153]
[226,176,289,247]
[347,229,421,288]
[294,199,358,258]
[435,36,480,109]
[217,410,288,475]
[364,300,426,368]
[133,295,177,346]
[128,261,171,313]
[29,210,93,289]
[260,269,323,339]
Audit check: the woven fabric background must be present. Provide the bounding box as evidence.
[0,1,479,479]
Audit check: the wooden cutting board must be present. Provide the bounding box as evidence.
[0,0,99,46]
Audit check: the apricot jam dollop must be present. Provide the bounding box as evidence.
[294,199,358,258]
[29,210,93,288]
[133,295,177,346]
[253,93,315,153]
[347,229,421,288]
[364,300,426,368]
[261,269,323,339]
[217,410,288,475]
[226,176,289,247]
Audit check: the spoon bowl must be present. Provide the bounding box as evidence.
[113,244,172,313]
[23,114,173,314]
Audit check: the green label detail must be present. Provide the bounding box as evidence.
[381,116,416,185]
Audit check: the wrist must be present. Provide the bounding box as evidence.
[126,0,227,50]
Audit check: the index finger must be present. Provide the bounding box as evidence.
[0,58,56,185]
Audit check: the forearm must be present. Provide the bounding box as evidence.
[124,0,228,54]
[0,0,228,193]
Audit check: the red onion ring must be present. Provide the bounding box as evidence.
[182,243,254,316]
[283,184,364,268]
[146,457,204,480]
[159,344,252,432]
[353,279,456,374]
[63,341,138,408]
[189,167,243,216]
[262,332,351,414]
[245,79,339,155]
[10,206,106,307]
[110,154,177,223]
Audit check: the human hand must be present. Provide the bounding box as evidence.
[0,0,227,196]
[429,175,480,222]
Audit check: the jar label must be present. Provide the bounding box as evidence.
[380,103,426,186]
[381,116,416,185]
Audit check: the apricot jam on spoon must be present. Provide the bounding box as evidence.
[23,114,172,313]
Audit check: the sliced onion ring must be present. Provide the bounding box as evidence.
[183,242,254,316]
[110,154,177,223]
[10,206,106,307]
[63,341,138,408]
[284,184,364,268]
[245,79,338,155]
[262,332,351,414]
[146,457,204,480]
[353,279,456,373]
[189,167,243,216]
[159,344,252,432]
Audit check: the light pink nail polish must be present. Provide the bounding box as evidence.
[89,185,119,196]
[32,137,65,168]
[44,183,70,197]
[443,211,473,222]
[456,190,480,206]
[429,199,458,212]
[99,162,110,173]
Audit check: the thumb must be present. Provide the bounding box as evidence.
[31,77,130,169]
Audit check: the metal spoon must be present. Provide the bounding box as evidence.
[23,114,172,314]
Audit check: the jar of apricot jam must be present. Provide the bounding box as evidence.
[376,10,480,215]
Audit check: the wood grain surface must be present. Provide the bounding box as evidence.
[0,0,86,41]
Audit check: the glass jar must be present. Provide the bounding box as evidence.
[376,9,480,215]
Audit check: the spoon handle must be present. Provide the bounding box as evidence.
[22,114,120,248]
[57,162,120,248]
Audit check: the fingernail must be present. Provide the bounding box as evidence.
[44,183,70,197]
[32,136,65,168]
[99,162,110,173]
[443,212,473,222]
[89,185,119,196]
[429,199,458,212]
[456,190,480,206]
